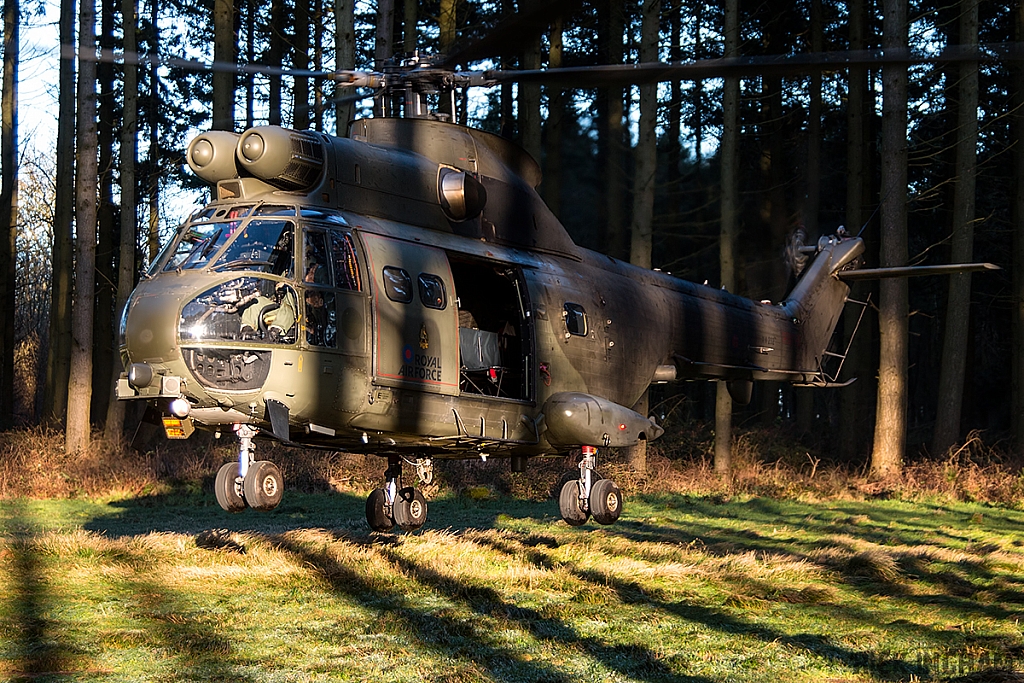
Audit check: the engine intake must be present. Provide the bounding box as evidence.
[236,125,326,191]
[186,131,241,184]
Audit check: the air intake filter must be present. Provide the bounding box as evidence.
[236,125,325,191]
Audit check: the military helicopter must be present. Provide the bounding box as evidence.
[113,16,1000,531]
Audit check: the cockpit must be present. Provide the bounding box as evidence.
[145,202,362,352]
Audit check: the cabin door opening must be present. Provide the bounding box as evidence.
[450,257,533,402]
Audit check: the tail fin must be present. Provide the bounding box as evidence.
[781,235,865,374]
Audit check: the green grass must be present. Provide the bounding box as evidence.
[2,491,1024,682]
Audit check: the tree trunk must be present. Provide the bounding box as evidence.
[716,0,740,474]
[313,0,323,131]
[335,0,354,135]
[621,0,660,474]
[146,0,159,264]
[439,0,456,52]
[374,0,394,116]
[104,0,138,444]
[67,0,99,455]
[932,0,979,457]
[268,0,284,126]
[794,0,823,435]
[871,0,909,477]
[44,0,76,424]
[245,0,254,129]
[1013,0,1024,453]
[542,17,564,217]
[212,0,234,130]
[518,33,542,165]
[628,0,659,271]
[0,0,18,427]
[293,0,310,129]
[92,0,116,427]
[602,2,626,260]
[839,0,874,460]
[403,0,416,53]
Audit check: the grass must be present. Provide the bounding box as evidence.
[2,490,1024,682]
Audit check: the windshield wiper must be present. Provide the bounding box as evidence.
[216,259,272,270]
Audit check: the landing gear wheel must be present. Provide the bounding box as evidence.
[244,461,284,511]
[215,462,246,513]
[558,479,589,526]
[365,488,395,532]
[590,479,623,525]
[393,487,428,531]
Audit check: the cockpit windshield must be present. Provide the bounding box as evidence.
[161,222,232,271]
[212,219,294,277]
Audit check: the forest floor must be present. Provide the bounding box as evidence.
[2,491,1024,682]
[1,427,1024,682]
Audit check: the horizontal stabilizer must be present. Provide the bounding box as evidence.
[838,262,1000,281]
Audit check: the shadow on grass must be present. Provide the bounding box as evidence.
[76,489,1024,680]
[2,501,89,680]
[472,530,928,681]
[104,547,257,683]
[365,539,701,682]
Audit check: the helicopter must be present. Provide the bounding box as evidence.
[113,33,1001,532]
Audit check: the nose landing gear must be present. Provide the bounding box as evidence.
[214,424,285,513]
[558,446,623,526]
[365,456,430,532]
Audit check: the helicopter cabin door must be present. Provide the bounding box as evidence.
[361,234,459,396]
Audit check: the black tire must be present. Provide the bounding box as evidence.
[558,479,589,526]
[243,460,284,511]
[393,487,428,531]
[553,468,603,498]
[590,478,623,525]
[215,462,246,513]
[365,488,395,532]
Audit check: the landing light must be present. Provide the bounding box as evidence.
[127,362,153,389]
[169,397,192,418]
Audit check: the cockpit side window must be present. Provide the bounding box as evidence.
[304,230,332,285]
[213,219,294,278]
[331,231,362,291]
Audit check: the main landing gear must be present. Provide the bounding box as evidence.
[558,446,623,526]
[365,456,431,532]
[215,424,285,513]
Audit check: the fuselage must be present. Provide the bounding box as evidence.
[118,118,860,458]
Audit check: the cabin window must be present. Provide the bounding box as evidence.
[304,289,337,347]
[418,273,447,310]
[564,302,587,336]
[331,231,362,291]
[213,220,294,278]
[303,230,332,285]
[382,266,413,303]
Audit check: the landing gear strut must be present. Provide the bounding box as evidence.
[214,424,285,513]
[365,456,429,532]
[558,446,622,526]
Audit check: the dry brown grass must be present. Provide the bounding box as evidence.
[1,423,1023,507]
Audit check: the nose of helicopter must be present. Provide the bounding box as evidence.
[122,290,183,364]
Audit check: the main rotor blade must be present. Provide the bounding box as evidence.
[482,44,1024,87]
[62,43,366,82]
[441,0,583,68]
